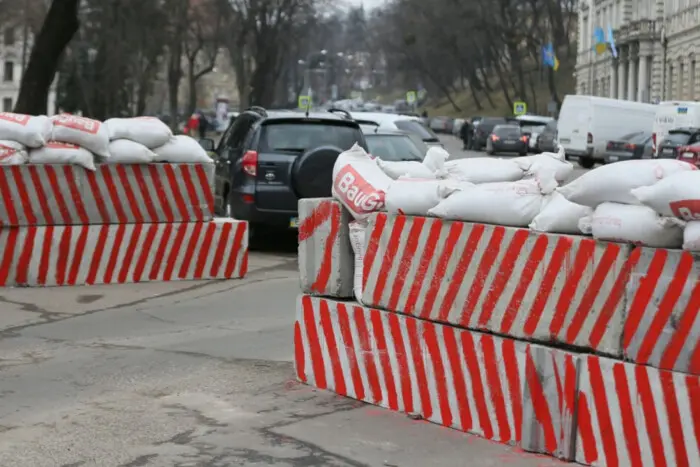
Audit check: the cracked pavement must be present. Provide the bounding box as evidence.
[0,228,564,466]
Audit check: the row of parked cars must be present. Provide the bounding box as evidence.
[201,107,441,242]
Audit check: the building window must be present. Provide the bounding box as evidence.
[3,98,12,112]
[3,61,13,82]
[679,62,685,99]
[691,60,696,100]
[3,28,14,46]
[668,64,674,98]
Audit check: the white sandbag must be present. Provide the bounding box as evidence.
[630,170,700,219]
[529,192,593,234]
[0,113,52,148]
[444,157,524,183]
[105,139,156,164]
[428,178,551,226]
[332,143,392,221]
[376,159,437,179]
[29,141,96,171]
[514,146,574,183]
[153,135,211,163]
[590,202,683,248]
[349,221,366,303]
[0,140,28,165]
[557,159,697,207]
[105,117,173,148]
[578,215,593,235]
[423,146,449,174]
[385,178,461,216]
[51,114,110,157]
[683,221,700,251]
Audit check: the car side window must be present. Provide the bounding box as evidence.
[690,133,700,145]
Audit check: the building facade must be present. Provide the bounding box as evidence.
[576,0,700,103]
[0,26,57,114]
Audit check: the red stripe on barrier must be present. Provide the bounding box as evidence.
[311,205,339,293]
[635,364,667,467]
[193,222,217,279]
[163,223,189,281]
[14,226,37,285]
[101,166,129,224]
[338,303,365,401]
[443,326,472,431]
[550,239,595,336]
[623,249,668,349]
[525,351,556,452]
[661,280,700,370]
[612,362,643,467]
[132,165,160,222]
[209,222,232,277]
[62,165,89,223]
[44,165,72,224]
[422,221,464,320]
[362,213,387,292]
[84,170,110,223]
[355,305,382,403]
[103,224,126,283]
[462,332,492,439]
[179,165,204,220]
[67,225,89,285]
[132,224,160,283]
[481,335,510,441]
[588,357,619,467]
[28,165,54,224]
[195,165,215,215]
[116,165,144,223]
[0,167,19,225]
[460,226,505,327]
[302,295,326,389]
[148,224,173,281]
[147,165,175,222]
[294,321,306,382]
[423,322,452,426]
[404,218,442,316]
[86,225,110,285]
[298,200,331,242]
[37,225,53,285]
[10,166,35,224]
[388,217,425,311]
[178,221,204,279]
[118,224,143,283]
[224,222,246,278]
[478,229,529,327]
[0,227,18,285]
[163,164,190,220]
[372,215,406,305]
[407,315,432,419]
[371,308,398,411]
[576,392,599,464]
[387,312,413,413]
[55,227,73,285]
[501,234,548,334]
[320,299,347,395]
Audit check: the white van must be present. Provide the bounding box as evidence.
[652,101,700,157]
[557,95,657,168]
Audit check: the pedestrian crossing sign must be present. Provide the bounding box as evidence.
[298,95,311,109]
[406,91,417,104]
[513,101,527,116]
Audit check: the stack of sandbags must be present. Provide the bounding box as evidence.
[630,170,700,250]
[104,117,172,163]
[557,159,697,247]
[0,113,51,167]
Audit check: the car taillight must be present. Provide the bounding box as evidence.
[587,132,593,144]
[606,142,613,149]
[491,135,499,141]
[652,133,657,152]
[242,150,257,176]
[625,143,636,150]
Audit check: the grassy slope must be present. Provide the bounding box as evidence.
[424,61,576,118]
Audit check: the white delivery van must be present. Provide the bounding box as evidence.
[557,95,657,168]
[652,101,700,157]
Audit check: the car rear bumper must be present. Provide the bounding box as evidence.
[231,195,298,228]
[603,151,637,163]
[565,147,597,160]
[492,142,528,153]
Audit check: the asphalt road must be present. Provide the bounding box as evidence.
[0,139,570,466]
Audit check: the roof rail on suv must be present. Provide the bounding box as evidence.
[246,106,268,117]
[327,108,353,120]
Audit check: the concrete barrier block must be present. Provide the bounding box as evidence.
[575,355,700,467]
[362,213,635,356]
[295,294,581,457]
[521,344,580,460]
[0,163,215,226]
[0,218,247,287]
[298,198,353,298]
[623,247,700,375]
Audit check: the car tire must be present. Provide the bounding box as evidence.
[578,157,595,169]
[291,145,343,199]
[519,151,527,157]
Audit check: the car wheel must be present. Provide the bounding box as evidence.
[519,151,527,157]
[578,157,595,169]
[291,145,343,199]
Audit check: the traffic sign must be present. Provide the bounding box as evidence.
[406,91,417,104]
[298,95,311,109]
[513,101,527,115]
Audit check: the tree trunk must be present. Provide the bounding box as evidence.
[468,83,483,111]
[14,0,80,114]
[167,50,182,131]
[187,60,197,116]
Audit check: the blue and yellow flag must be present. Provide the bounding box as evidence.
[607,25,618,58]
[593,27,607,54]
[542,43,559,71]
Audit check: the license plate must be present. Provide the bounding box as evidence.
[290,217,299,228]
[559,138,570,144]
[663,148,674,154]
[608,156,618,161]
[683,152,694,159]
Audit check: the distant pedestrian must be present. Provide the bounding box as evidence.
[461,118,473,149]
[184,113,199,136]
[421,110,428,118]
[198,113,208,139]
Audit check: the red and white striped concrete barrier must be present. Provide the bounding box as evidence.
[294,295,580,458]
[0,163,215,226]
[0,218,247,286]
[575,354,700,467]
[623,248,700,375]
[298,198,354,298]
[361,213,635,356]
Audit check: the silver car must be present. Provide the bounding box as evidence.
[603,131,653,163]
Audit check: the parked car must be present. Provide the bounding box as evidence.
[535,120,558,152]
[603,131,653,163]
[473,117,509,150]
[652,101,700,157]
[444,118,456,134]
[429,116,449,133]
[485,124,528,156]
[657,127,700,159]
[351,111,442,147]
[515,115,555,153]
[363,128,428,161]
[207,107,367,240]
[557,94,657,168]
[676,141,700,167]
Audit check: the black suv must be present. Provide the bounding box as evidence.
[209,107,368,236]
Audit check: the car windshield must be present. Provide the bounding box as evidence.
[365,134,426,162]
[629,133,652,144]
[395,119,440,142]
[478,118,507,132]
[665,132,693,144]
[494,125,521,138]
[260,122,363,152]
